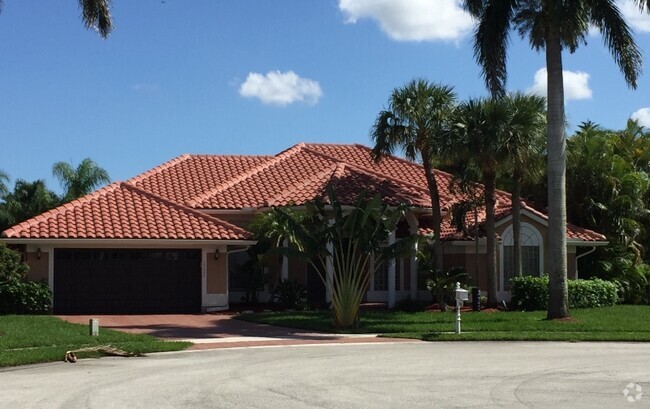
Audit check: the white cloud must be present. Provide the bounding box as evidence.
[238,71,322,106]
[527,68,593,101]
[338,0,473,42]
[631,107,650,127]
[620,0,650,33]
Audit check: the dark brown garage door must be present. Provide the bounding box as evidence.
[54,249,202,314]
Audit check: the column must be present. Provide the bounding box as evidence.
[410,228,419,300]
[387,230,396,308]
[326,240,334,305]
[406,212,420,301]
[281,238,289,281]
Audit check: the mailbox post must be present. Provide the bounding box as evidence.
[455,282,468,334]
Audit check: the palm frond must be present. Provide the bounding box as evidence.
[590,0,643,89]
[79,0,113,38]
[473,0,516,97]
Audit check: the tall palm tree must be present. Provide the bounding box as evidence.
[463,0,649,319]
[371,79,457,269]
[0,0,113,38]
[502,93,547,277]
[52,158,110,202]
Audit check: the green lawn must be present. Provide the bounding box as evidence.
[0,315,191,368]
[236,305,650,342]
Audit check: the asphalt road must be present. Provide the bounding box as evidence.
[1,342,648,409]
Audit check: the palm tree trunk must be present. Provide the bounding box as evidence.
[484,166,498,308]
[545,28,569,319]
[422,153,444,271]
[512,169,523,277]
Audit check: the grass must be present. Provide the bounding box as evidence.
[0,315,191,368]
[235,305,650,342]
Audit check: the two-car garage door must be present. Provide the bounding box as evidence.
[54,249,202,314]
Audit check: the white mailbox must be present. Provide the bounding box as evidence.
[455,284,469,302]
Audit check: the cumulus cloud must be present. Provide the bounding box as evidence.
[338,0,473,42]
[527,68,593,101]
[631,107,650,127]
[620,0,650,33]
[238,71,322,106]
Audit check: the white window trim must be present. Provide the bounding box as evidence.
[499,222,544,291]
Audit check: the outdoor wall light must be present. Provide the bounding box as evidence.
[37,248,42,260]
[214,249,220,260]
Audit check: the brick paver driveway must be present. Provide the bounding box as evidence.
[58,313,416,349]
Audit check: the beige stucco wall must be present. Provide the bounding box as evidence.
[24,252,49,282]
[207,252,227,293]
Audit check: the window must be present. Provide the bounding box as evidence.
[501,223,543,290]
[373,258,400,291]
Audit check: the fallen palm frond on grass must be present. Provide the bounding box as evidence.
[0,316,190,367]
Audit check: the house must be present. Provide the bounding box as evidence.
[1,143,607,314]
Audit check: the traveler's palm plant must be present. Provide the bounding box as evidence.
[267,186,413,329]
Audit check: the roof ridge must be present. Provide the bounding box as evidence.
[186,143,307,207]
[183,153,274,159]
[121,183,252,237]
[1,182,123,238]
[126,154,193,186]
[301,145,441,202]
[266,162,340,207]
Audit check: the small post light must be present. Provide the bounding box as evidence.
[454,282,468,335]
[89,318,99,337]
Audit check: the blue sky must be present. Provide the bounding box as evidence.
[1,0,649,194]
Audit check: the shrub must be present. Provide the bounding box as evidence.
[568,278,618,308]
[510,275,618,311]
[510,275,550,311]
[395,297,427,312]
[270,279,307,309]
[0,244,52,314]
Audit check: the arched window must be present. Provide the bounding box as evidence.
[500,223,543,290]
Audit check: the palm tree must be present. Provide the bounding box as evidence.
[463,0,649,319]
[0,0,113,38]
[52,158,110,202]
[502,93,547,277]
[371,79,457,269]
[451,97,510,308]
[0,180,60,231]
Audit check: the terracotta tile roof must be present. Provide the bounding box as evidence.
[127,154,273,205]
[2,142,605,243]
[268,162,431,207]
[1,182,252,241]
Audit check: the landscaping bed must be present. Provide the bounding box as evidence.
[235,305,650,342]
[0,315,190,368]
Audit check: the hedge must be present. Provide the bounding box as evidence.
[510,275,618,311]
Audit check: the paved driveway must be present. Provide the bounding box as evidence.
[58,313,413,349]
[1,342,648,408]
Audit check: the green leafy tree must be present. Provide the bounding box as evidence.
[371,79,457,269]
[264,187,411,329]
[0,180,60,232]
[567,121,650,302]
[52,158,110,202]
[463,0,650,319]
[0,0,113,38]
